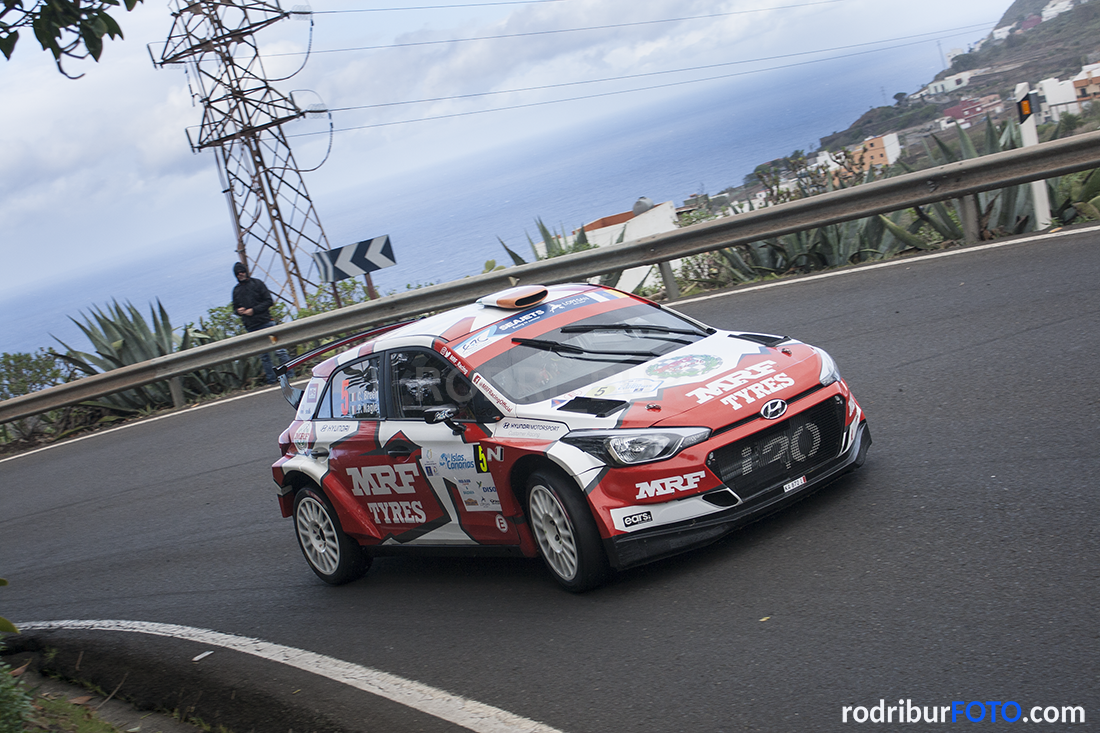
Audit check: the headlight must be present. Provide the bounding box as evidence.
[814,347,841,386]
[561,427,711,466]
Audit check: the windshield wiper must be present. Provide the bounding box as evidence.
[560,323,709,337]
[511,337,660,359]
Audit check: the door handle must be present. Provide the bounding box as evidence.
[311,447,329,458]
[387,446,413,457]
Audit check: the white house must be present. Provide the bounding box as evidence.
[1037,77,1082,121]
[1042,0,1074,21]
[573,199,680,293]
[993,24,1016,40]
[924,70,983,95]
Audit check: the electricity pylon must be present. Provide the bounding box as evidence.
[154,0,328,309]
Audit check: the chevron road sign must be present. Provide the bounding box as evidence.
[312,235,396,282]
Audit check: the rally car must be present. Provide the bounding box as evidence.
[272,283,870,591]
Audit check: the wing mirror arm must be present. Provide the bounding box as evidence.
[279,373,303,408]
[425,406,467,435]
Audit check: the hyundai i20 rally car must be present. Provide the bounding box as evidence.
[272,283,871,591]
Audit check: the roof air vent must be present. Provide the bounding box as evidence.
[477,285,549,310]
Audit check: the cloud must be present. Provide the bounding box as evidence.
[1,0,1011,350]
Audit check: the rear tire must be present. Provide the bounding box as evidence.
[293,487,371,585]
[526,468,610,592]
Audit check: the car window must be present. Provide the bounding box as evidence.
[389,349,499,422]
[475,303,708,404]
[317,357,382,419]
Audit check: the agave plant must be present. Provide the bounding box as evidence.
[55,299,268,414]
[1049,167,1100,223]
[56,300,189,413]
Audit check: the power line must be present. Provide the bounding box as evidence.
[327,23,992,113]
[289,25,991,137]
[269,0,844,56]
[312,0,565,12]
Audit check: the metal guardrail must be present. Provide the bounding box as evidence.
[3,129,1100,425]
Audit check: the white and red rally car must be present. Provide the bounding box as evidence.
[272,283,871,591]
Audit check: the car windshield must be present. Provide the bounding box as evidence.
[475,303,709,403]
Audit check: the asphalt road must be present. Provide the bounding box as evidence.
[2,226,1099,732]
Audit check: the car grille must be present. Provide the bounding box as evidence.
[706,396,846,501]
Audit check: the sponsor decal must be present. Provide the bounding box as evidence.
[584,377,663,400]
[296,379,323,420]
[623,510,654,528]
[455,476,501,511]
[367,501,427,525]
[494,418,568,440]
[315,421,359,439]
[495,514,509,533]
[718,373,796,410]
[645,354,723,379]
[783,476,807,493]
[497,307,548,333]
[474,444,502,472]
[346,464,420,496]
[472,373,515,414]
[439,451,477,472]
[686,360,782,404]
[437,345,471,376]
[292,423,312,453]
[454,327,507,358]
[635,470,707,500]
[546,294,595,313]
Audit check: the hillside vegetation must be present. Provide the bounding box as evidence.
[819,1,1100,151]
[939,1,1100,96]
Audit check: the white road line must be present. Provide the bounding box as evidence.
[5,224,1096,464]
[675,224,1100,305]
[18,619,565,733]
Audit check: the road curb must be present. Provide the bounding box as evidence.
[3,630,353,733]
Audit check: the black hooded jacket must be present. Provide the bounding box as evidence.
[232,265,276,331]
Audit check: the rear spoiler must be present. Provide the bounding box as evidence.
[274,319,418,407]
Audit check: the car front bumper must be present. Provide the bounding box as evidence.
[602,420,871,570]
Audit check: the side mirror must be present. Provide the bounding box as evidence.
[424,406,466,435]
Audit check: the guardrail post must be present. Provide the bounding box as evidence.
[959,195,980,245]
[658,261,680,300]
[169,377,185,409]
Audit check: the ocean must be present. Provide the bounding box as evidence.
[3,47,949,355]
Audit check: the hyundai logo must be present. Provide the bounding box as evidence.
[760,399,788,420]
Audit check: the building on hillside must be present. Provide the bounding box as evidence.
[944,48,966,67]
[1042,0,1074,22]
[944,95,1005,125]
[572,198,680,293]
[1037,77,1082,121]
[924,70,983,95]
[993,24,1015,40]
[1073,63,1100,104]
[853,133,901,171]
[1019,15,1042,31]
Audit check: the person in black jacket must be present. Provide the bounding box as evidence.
[232,262,289,384]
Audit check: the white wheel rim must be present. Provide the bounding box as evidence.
[529,484,579,581]
[296,495,340,575]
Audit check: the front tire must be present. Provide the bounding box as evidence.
[526,469,610,592]
[293,487,371,585]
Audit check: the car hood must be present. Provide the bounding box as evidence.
[529,332,824,429]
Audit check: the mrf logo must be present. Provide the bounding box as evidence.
[346,464,420,496]
[635,470,706,500]
[687,361,779,404]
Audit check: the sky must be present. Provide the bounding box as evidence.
[0,0,1013,352]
